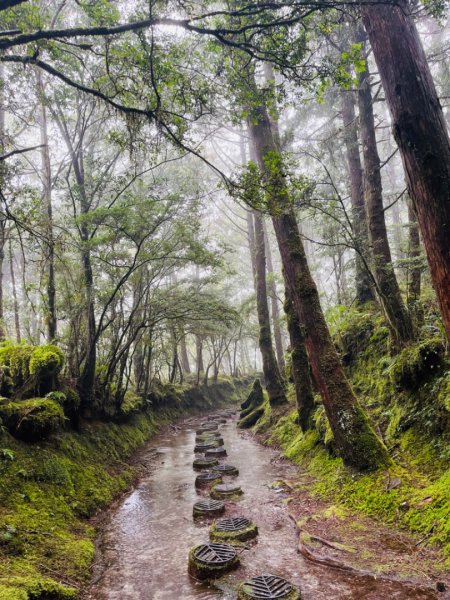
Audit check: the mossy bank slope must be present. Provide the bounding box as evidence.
[0,379,243,599]
[249,306,450,567]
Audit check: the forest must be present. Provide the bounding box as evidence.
[0,0,449,598]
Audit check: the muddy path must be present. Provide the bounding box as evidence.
[84,409,449,599]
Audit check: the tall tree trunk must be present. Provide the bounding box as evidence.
[264,220,285,373]
[357,58,414,348]
[407,200,423,325]
[246,209,257,283]
[36,70,57,341]
[284,287,315,431]
[196,335,204,385]
[362,1,450,340]
[132,278,146,393]
[54,107,96,407]
[9,237,20,342]
[246,83,388,470]
[179,331,191,374]
[0,62,6,341]
[252,209,287,406]
[341,88,374,304]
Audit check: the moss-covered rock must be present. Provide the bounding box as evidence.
[0,343,64,399]
[210,483,243,500]
[240,379,264,416]
[0,576,77,599]
[238,405,265,429]
[209,518,257,542]
[187,543,239,580]
[388,338,445,390]
[0,398,66,441]
[193,457,219,470]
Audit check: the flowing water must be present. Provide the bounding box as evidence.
[85,409,441,600]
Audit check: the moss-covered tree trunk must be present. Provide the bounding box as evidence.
[252,209,287,406]
[341,88,375,305]
[0,62,6,341]
[247,91,389,470]
[357,58,414,349]
[362,1,450,341]
[284,288,315,431]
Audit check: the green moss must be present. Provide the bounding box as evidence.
[271,408,450,565]
[0,576,76,599]
[388,338,444,390]
[0,398,66,441]
[0,343,64,399]
[0,381,246,598]
[209,521,258,542]
[187,545,239,580]
[240,379,264,414]
[29,346,64,380]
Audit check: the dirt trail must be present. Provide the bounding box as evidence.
[84,410,449,599]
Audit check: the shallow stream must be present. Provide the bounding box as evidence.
[85,409,440,599]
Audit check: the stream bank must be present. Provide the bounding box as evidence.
[84,409,449,599]
[0,380,244,600]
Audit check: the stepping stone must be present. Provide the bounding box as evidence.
[193,498,225,518]
[193,457,219,470]
[197,425,218,434]
[211,482,243,500]
[205,447,227,458]
[212,464,239,476]
[188,542,239,580]
[210,516,258,542]
[237,574,300,599]
[195,472,223,489]
[194,440,218,453]
[196,431,221,442]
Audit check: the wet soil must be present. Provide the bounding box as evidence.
[84,410,449,599]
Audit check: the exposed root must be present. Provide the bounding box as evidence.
[287,513,438,596]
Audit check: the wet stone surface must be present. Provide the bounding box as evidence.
[193,499,226,518]
[212,464,239,476]
[195,472,223,489]
[205,447,227,458]
[85,410,446,600]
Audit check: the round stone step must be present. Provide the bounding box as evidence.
[195,472,223,489]
[201,421,219,428]
[193,457,219,470]
[196,425,218,434]
[205,447,227,458]
[194,440,218,453]
[212,464,239,477]
[237,575,300,599]
[196,431,221,442]
[193,498,225,518]
[210,516,258,542]
[211,482,243,500]
[188,542,239,580]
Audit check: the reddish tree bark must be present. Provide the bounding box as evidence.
[357,60,414,347]
[362,0,450,339]
[246,92,388,469]
[341,88,374,305]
